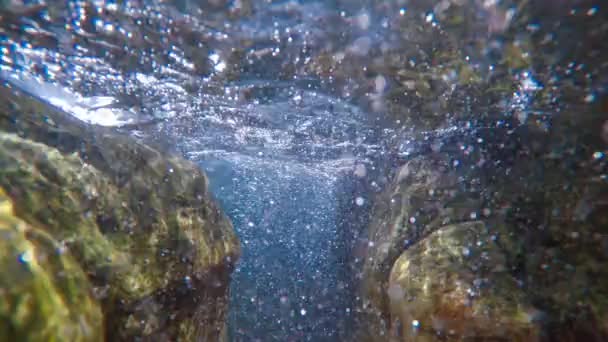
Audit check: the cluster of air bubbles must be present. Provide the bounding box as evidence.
[510,71,543,123]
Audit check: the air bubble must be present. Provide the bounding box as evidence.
[18,251,33,264]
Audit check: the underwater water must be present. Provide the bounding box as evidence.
[204,157,346,341]
[0,0,607,341]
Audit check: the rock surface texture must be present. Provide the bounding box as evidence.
[0,84,240,341]
[354,0,608,340]
[357,76,608,342]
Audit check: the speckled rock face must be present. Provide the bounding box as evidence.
[387,222,538,341]
[357,103,608,341]
[352,0,608,339]
[0,84,240,341]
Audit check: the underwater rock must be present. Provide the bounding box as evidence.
[0,188,104,342]
[387,221,538,341]
[358,98,608,340]
[358,152,485,337]
[355,0,608,339]
[303,0,515,131]
[0,84,240,341]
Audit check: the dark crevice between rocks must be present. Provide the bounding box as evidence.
[103,262,237,341]
[334,151,396,340]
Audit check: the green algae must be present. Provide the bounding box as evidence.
[358,101,608,341]
[0,84,240,341]
[388,222,538,341]
[0,188,104,342]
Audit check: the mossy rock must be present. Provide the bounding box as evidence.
[359,152,486,335]
[358,95,608,341]
[0,188,103,341]
[0,85,240,341]
[387,221,539,341]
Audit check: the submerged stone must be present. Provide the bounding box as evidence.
[357,102,608,340]
[387,221,538,341]
[352,0,608,340]
[0,84,240,341]
[0,188,103,341]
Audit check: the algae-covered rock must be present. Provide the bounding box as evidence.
[302,0,518,132]
[358,97,608,341]
[387,221,538,341]
[0,188,103,341]
[364,152,484,279]
[358,150,487,337]
[0,84,240,341]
